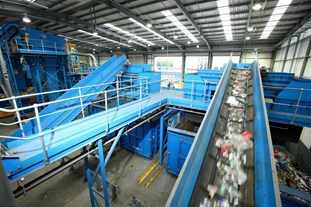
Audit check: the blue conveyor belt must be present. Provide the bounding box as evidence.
[9,55,127,141]
[166,61,281,207]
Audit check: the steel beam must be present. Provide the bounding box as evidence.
[96,0,182,49]
[0,2,148,49]
[172,0,211,49]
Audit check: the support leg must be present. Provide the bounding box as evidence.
[83,148,96,207]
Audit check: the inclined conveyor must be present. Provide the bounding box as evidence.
[166,60,281,207]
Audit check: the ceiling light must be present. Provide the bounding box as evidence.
[217,0,233,41]
[146,23,152,28]
[252,3,262,11]
[93,31,98,35]
[245,36,251,40]
[104,23,155,46]
[187,41,191,44]
[118,46,120,49]
[173,35,177,39]
[134,48,136,51]
[128,39,132,43]
[196,44,199,48]
[161,46,164,50]
[22,14,31,23]
[162,10,199,43]
[260,0,292,39]
[129,18,174,45]
[110,50,113,53]
[148,44,151,47]
[247,25,254,32]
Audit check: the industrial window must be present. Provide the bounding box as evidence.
[212,56,240,70]
[185,56,209,74]
[154,56,182,87]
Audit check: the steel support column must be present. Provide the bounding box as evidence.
[181,52,186,82]
[208,52,213,69]
[83,138,110,207]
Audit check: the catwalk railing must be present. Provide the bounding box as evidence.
[263,85,311,126]
[0,77,217,164]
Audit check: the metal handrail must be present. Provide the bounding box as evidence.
[263,85,311,124]
[0,78,217,141]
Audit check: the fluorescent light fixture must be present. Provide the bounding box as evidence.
[260,0,292,39]
[245,36,251,40]
[104,23,155,46]
[161,10,199,43]
[23,14,31,23]
[129,18,174,45]
[146,23,152,28]
[78,29,131,47]
[252,3,262,11]
[247,25,254,32]
[217,0,233,41]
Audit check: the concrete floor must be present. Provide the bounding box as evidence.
[12,148,177,207]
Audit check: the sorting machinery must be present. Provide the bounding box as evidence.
[0,22,98,107]
[1,23,310,206]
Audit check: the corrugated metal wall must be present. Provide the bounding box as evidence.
[273,27,311,77]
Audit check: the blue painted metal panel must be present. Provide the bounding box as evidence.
[166,127,195,176]
[126,64,151,73]
[252,62,281,207]
[272,79,311,115]
[8,55,126,147]
[11,27,66,55]
[184,72,218,103]
[138,72,161,94]
[121,118,160,159]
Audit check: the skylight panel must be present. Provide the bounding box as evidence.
[104,23,155,46]
[217,0,233,41]
[161,10,199,43]
[260,0,292,39]
[78,30,131,47]
[129,18,174,45]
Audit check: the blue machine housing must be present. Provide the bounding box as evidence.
[11,27,66,55]
[262,72,311,127]
[183,70,223,103]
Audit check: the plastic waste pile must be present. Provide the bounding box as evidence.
[274,145,311,203]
